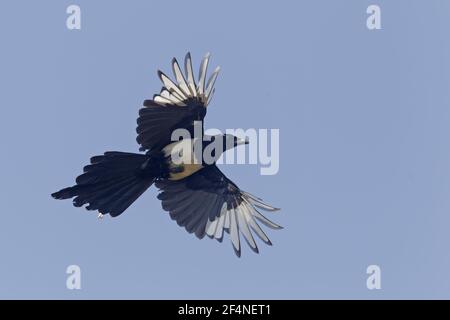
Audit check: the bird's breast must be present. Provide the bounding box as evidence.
[162,139,204,180]
[168,163,203,180]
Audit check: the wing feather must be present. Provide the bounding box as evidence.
[184,52,197,97]
[138,53,221,151]
[197,52,210,96]
[155,165,281,256]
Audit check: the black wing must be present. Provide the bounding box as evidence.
[155,165,282,257]
[137,52,220,152]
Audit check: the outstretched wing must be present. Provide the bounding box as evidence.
[155,165,282,257]
[137,52,220,151]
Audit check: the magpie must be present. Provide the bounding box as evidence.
[52,53,282,256]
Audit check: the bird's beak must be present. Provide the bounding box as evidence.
[236,137,249,146]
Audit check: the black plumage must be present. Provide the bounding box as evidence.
[52,52,281,256]
[136,101,205,151]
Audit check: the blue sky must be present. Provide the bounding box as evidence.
[1,0,450,299]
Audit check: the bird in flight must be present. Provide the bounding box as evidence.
[52,52,282,256]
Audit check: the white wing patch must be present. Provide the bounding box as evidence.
[152,52,220,107]
[205,193,282,256]
[162,138,204,180]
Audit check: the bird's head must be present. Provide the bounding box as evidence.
[202,134,249,165]
[221,134,249,151]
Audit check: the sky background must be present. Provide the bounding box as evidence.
[1,0,450,299]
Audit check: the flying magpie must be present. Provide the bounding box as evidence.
[52,53,282,256]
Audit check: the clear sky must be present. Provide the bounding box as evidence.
[1,0,450,299]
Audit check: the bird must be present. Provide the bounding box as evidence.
[52,52,282,256]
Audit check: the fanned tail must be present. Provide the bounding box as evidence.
[52,152,154,217]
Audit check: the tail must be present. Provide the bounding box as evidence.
[52,151,155,217]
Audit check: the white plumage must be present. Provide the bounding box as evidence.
[205,192,282,254]
[153,52,220,107]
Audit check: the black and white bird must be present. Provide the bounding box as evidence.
[52,53,282,256]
